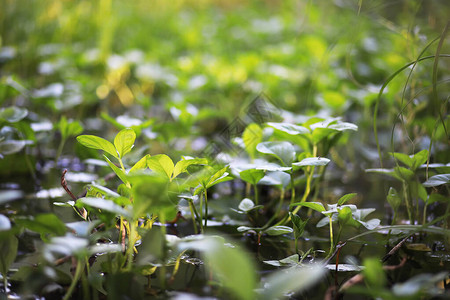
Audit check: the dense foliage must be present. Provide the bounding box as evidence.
[0,0,449,299]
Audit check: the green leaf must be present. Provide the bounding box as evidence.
[411,149,429,171]
[290,201,325,213]
[390,152,414,168]
[363,258,386,288]
[426,193,448,205]
[239,169,265,185]
[206,166,232,189]
[114,128,136,158]
[58,116,83,139]
[76,197,131,218]
[129,154,151,174]
[338,206,359,228]
[423,174,450,187]
[172,157,208,179]
[15,213,67,239]
[242,123,263,160]
[147,154,175,179]
[0,106,28,123]
[104,155,128,183]
[267,122,309,135]
[238,198,255,212]
[293,157,330,167]
[130,174,171,217]
[311,128,336,144]
[0,234,18,276]
[387,187,401,211]
[259,263,326,300]
[77,135,118,158]
[259,171,291,187]
[264,225,293,236]
[264,254,300,267]
[290,213,308,239]
[327,122,358,131]
[256,141,296,166]
[337,193,357,205]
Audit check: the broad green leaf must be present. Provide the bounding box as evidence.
[114,128,136,158]
[290,213,308,239]
[76,197,131,218]
[387,187,401,211]
[337,193,357,205]
[206,166,232,189]
[256,141,295,166]
[238,198,255,212]
[311,128,336,144]
[104,155,128,183]
[267,122,309,135]
[44,235,89,260]
[255,163,292,172]
[58,116,83,139]
[338,206,360,228]
[0,234,18,276]
[259,171,291,187]
[172,157,208,179]
[390,152,413,168]
[410,181,427,202]
[426,194,448,205]
[293,157,330,167]
[177,236,256,300]
[423,174,450,187]
[264,254,300,267]
[131,174,171,217]
[264,225,293,236]
[392,272,449,297]
[290,201,325,213]
[242,123,263,160]
[89,182,120,199]
[363,258,386,288]
[259,263,326,300]
[147,154,174,179]
[77,135,118,158]
[0,106,28,123]
[411,149,429,171]
[0,214,11,230]
[239,169,265,185]
[129,154,151,173]
[15,213,67,239]
[394,167,415,181]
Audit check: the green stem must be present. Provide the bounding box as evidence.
[55,137,66,163]
[125,220,136,271]
[63,258,85,300]
[327,215,334,258]
[402,181,413,224]
[204,190,208,229]
[289,171,295,206]
[3,275,8,294]
[188,200,199,234]
[253,183,259,205]
[159,212,167,290]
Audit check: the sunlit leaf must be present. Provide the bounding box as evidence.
[238,198,255,212]
[363,258,386,288]
[76,197,131,218]
[172,157,208,179]
[147,154,174,179]
[129,154,151,173]
[77,135,118,158]
[290,201,325,213]
[328,122,358,131]
[104,155,128,183]
[114,128,136,158]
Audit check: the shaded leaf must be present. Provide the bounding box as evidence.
[76,197,131,218]
[0,234,18,276]
[256,141,296,166]
[264,225,293,236]
[267,122,309,135]
[337,193,357,206]
[0,106,28,123]
[290,201,325,213]
[423,174,450,187]
[239,169,265,185]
